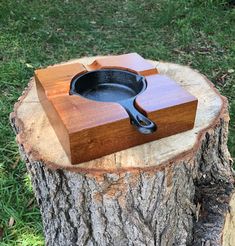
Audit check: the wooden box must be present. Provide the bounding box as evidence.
[35,53,198,164]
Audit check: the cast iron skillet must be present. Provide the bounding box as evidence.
[69,69,157,134]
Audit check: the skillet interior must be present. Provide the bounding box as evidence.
[71,69,146,102]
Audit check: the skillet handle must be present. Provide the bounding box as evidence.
[121,100,157,134]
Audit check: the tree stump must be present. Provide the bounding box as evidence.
[10,57,234,246]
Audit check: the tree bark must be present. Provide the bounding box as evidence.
[10,58,234,246]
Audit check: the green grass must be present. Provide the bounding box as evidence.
[0,0,234,244]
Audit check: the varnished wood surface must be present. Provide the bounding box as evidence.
[136,74,197,112]
[69,100,197,164]
[34,54,198,164]
[11,58,223,170]
[34,62,86,98]
[50,95,128,132]
[85,53,158,76]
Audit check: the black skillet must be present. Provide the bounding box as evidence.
[69,69,157,134]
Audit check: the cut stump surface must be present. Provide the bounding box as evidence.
[10,57,234,246]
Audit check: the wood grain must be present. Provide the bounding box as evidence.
[85,52,158,76]
[34,54,197,164]
[34,62,86,98]
[10,58,218,171]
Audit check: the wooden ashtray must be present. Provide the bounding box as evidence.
[35,53,198,164]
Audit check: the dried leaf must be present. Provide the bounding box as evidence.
[27,197,35,208]
[26,63,33,68]
[173,48,185,54]
[228,69,234,74]
[215,72,228,86]
[8,217,15,227]
[12,155,20,169]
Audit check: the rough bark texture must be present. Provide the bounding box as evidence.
[10,58,234,246]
